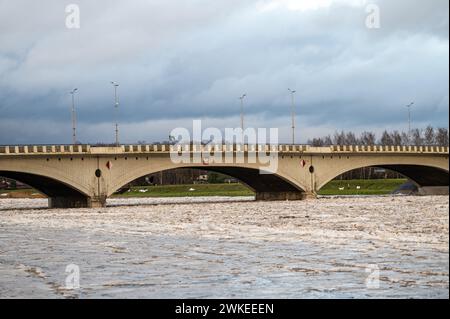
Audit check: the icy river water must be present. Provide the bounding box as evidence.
[0,196,448,299]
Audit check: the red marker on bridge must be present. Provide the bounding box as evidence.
[300,159,306,167]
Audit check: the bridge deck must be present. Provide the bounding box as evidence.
[0,144,448,156]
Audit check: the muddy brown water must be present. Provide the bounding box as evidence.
[0,196,448,298]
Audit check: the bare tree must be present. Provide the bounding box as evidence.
[309,138,324,146]
[411,128,423,146]
[360,131,376,145]
[323,135,333,146]
[333,131,346,145]
[436,128,449,146]
[391,131,403,145]
[380,130,394,145]
[401,132,410,145]
[345,132,358,145]
[424,126,435,145]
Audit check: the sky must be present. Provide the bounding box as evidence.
[0,0,448,144]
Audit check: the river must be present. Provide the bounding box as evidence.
[0,195,448,298]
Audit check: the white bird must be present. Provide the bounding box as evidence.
[356,186,361,190]
[189,188,196,191]
[338,187,345,191]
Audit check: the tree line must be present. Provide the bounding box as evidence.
[306,126,448,181]
[307,126,449,147]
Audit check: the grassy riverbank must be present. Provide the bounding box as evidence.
[114,183,254,197]
[317,178,407,195]
[114,178,407,197]
[0,178,408,199]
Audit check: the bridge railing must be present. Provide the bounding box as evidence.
[0,144,448,155]
[0,145,90,155]
[118,144,448,154]
[331,145,449,153]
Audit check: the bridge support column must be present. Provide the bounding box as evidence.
[48,196,107,208]
[255,191,315,201]
[418,186,449,196]
[48,196,90,208]
[88,196,107,208]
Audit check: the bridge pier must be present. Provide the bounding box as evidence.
[48,196,89,208]
[48,196,106,208]
[88,197,107,208]
[418,186,449,196]
[255,191,316,201]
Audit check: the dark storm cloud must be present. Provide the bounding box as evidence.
[0,0,448,144]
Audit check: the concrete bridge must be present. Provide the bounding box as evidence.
[0,144,448,208]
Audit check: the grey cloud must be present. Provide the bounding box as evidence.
[375,0,449,38]
[0,0,448,144]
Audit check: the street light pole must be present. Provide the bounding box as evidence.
[70,88,78,145]
[239,94,246,143]
[288,88,296,145]
[239,94,246,131]
[111,82,119,146]
[406,102,414,143]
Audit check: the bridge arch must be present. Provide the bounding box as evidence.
[108,165,308,201]
[0,170,92,208]
[316,164,449,191]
